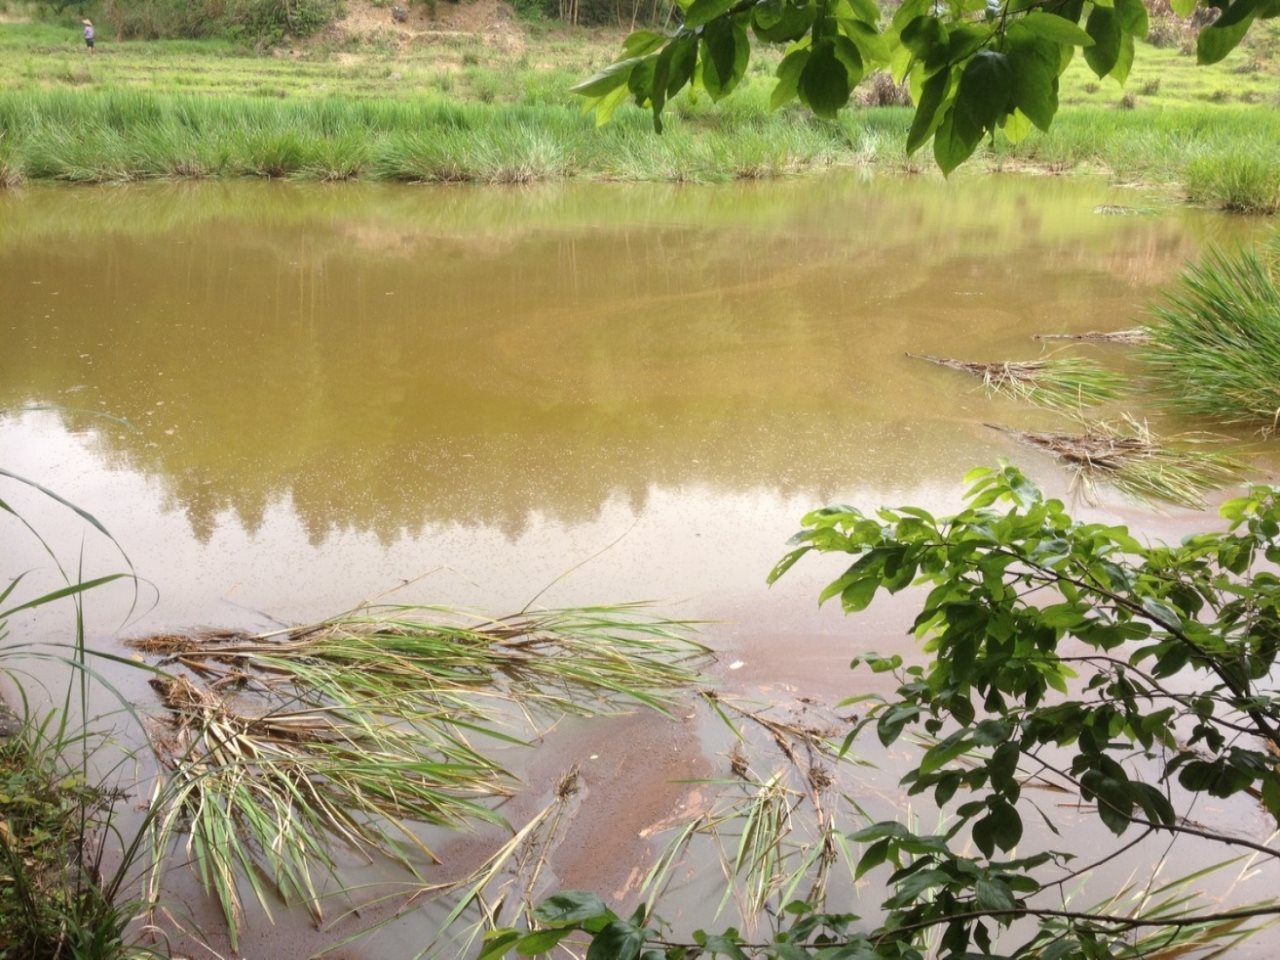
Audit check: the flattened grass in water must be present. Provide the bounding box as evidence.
[1144,238,1280,427]
[909,354,1126,410]
[132,604,706,948]
[991,416,1241,508]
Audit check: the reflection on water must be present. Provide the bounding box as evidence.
[1,176,1263,553]
[2,175,1276,957]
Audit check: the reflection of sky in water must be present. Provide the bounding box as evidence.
[2,177,1278,957]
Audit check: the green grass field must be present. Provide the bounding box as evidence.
[1,14,1279,204]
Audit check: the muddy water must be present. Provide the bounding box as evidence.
[1,176,1276,957]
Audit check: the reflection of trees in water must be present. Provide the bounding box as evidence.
[0,180,1258,545]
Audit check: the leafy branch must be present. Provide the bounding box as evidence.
[575,0,1279,172]
[519,464,1279,960]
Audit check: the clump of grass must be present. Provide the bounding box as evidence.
[1185,153,1280,213]
[908,354,1126,410]
[990,416,1241,508]
[133,604,706,947]
[0,723,140,960]
[1143,239,1280,426]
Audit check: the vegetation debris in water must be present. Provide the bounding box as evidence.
[907,353,1126,410]
[131,604,707,949]
[989,416,1241,508]
[1033,328,1152,345]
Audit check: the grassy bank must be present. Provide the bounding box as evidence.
[4,87,1280,197]
[1,20,1279,201]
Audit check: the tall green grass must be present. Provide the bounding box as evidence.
[1144,237,1280,425]
[1186,151,1280,213]
[0,468,152,960]
[2,87,1278,196]
[0,88,861,184]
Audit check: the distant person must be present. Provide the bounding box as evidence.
[82,19,95,54]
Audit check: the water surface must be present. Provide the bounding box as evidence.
[2,174,1275,956]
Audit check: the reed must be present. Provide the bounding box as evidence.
[1144,239,1280,426]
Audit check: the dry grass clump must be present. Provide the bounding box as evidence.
[990,417,1241,508]
[908,354,1125,410]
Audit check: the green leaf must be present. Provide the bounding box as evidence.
[933,108,974,175]
[1007,35,1059,131]
[685,0,737,28]
[975,877,1017,912]
[1261,774,1280,820]
[753,0,815,42]
[934,50,1009,174]
[1081,764,1135,835]
[622,30,671,57]
[841,576,878,612]
[629,57,657,106]
[798,39,854,118]
[588,922,646,960]
[906,65,950,154]
[1140,597,1182,629]
[1082,5,1121,77]
[920,731,972,775]
[662,35,698,98]
[770,47,811,110]
[1198,0,1257,64]
[517,929,574,956]
[974,800,1023,855]
[535,892,614,928]
[1015,10,1094,45]
[1111,30,1134,84]
[842,19,890,67]
[901,14,948,59]
[1114,0,1148,38]
[572,58,641,97]
[479,930,522,960]
[955,50,1012,133]
[843,0,881,25]
[700,17,750,100]
[877,703,920,746]
[855,837,892,879]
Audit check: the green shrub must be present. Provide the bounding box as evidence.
[101,0,342,42]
